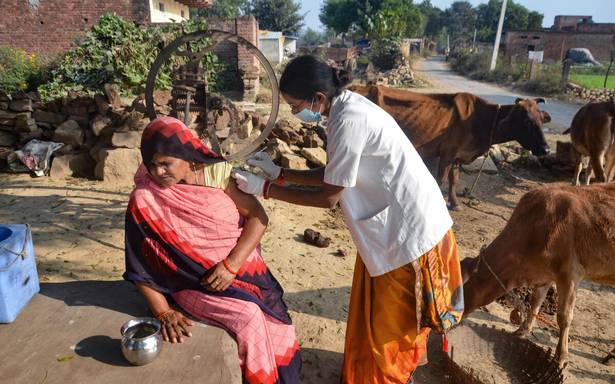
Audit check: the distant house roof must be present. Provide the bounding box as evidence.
[176,0,213,7]
[259,31,284,40]
[259,31,298,40]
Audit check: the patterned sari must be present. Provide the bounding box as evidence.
[124,117,301,383]
[342,229,463,384]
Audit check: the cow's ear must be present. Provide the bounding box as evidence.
[514,97,524,104]
[534,97,546,104]
[453,93,475,121]
[541,110,552,123]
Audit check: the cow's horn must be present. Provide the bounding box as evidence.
[535,97,546,104]
[514,97,524,104]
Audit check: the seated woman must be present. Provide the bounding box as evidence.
[124,116,300,384]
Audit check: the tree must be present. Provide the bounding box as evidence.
[475,0,544,42]
[527,11,543,29]
[191,0,249,19]
[320,0,358,36]
[418,0,444,38]
[359,0,424,39]
[442,1,477,46]
[246,0,304,35]
[300,28,325,47]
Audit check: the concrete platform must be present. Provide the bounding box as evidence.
[0,280,242,384]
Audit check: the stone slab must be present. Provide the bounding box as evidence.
[0,280,241,384]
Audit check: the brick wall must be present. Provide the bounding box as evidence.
[207,16,260,101]
[0,0,151,56]
[505,30,614,62]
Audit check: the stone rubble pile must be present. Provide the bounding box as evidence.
[566,82,615,103]
[0,86,329,183]
[364,57,428,88]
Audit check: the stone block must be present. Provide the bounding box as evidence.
[34,110,66,125]
[281,153,309,170]
[95,148,142,183]
[303,133,324,148]
[94,94,111,115]
[103,83,122,110]
[464,156,499,174]
[300,147,327,167]
[50,151,95,178]
[111,131,141,149]
[0,111,17,126]
[8,98,33,112]
[54,120,85,147]
[0,131,17,147]
[90,114,112,136]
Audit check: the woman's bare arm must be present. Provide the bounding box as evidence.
[223,180,269,271]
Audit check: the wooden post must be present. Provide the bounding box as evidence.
[561,59,571,89]
[529,59,539,80]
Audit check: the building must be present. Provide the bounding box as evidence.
[0,0,213,55]
[258,31,297,65]
[504,15,615,63]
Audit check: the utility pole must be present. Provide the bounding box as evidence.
[490,0,508,71]
[472,28,477,51]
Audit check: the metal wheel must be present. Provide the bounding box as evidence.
[145,29,279,162]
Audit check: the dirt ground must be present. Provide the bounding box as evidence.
[1,134,613,383]
[2,62,614,382]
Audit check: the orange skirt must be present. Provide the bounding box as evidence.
[341,230,461,384]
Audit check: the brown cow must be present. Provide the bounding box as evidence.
[350,85,551,210]
[564,98,615,185]
[461,183,615,367]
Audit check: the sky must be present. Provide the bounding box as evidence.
[298,0,615,32]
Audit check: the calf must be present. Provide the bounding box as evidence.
[462,183,615,367]
[565,98,615,185]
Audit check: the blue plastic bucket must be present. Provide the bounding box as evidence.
[0,224,39,323]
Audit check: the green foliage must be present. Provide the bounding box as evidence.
[320,0,358,35]
[0,46,43,93]
[475,1,544,42]
[570,74,615,89]
[418,0,444,37]
[442,1,477,46]
[191,0,249,19]
[37,13,220,102]
[300,28,326,47]
[369,36,402,70]
[247,0,304,35]
[320,0,422,39]
[450,49,562,96]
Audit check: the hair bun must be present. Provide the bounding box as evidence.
[332,67,352,88]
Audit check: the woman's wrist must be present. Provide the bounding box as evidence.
[155,308,174,321]
[275,168,286,185]
[222,258,240,275]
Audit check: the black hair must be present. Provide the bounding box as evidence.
[279,55,352,101]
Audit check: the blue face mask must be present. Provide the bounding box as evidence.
[294,98,322,123]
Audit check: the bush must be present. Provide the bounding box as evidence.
[0,46,43,93]
[369,37,402,71]
[450,49,563,95]
[38,13,222,102]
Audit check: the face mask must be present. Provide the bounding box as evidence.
[294,98,322,123]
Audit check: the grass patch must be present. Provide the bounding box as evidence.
[569,74,615,89]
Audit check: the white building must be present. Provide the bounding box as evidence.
[149,0,213,23]
[259,31,298,65]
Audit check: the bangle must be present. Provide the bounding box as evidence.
[155,309,174,322]
[222,259,239,275]
[276,168,286,185]
[263,179,272,199]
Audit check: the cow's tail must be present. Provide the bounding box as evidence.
[562,128,571,135]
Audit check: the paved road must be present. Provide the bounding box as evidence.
[413,56,581,133]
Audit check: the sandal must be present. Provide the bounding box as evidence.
[303,228,331,248]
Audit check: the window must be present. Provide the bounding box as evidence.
[520,35,528,39]
[527,45,535,52]
[532,36,541,40]
[158,3,165,12]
